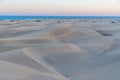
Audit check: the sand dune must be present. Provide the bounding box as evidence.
[49,26,100,41]
[0,28,38,38]
[0,19,120,80]
[47,25,113,54]
[0,49,58,74]
[48,26,100,43]
[23,44,89,79]
[0,60,68,80]
[23,43,88,61]
[0,38,56,44]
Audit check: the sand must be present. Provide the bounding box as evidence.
[0,19,120,80]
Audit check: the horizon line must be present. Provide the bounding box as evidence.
[0,15,120,16]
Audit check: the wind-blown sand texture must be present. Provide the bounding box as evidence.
[0,19,120,80]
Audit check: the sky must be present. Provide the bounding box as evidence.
[0,0,120,16]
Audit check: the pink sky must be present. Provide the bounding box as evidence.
[0,0,120,16]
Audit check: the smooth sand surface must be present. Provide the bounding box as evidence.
[0,19,120,80]
[0,60,68,80]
